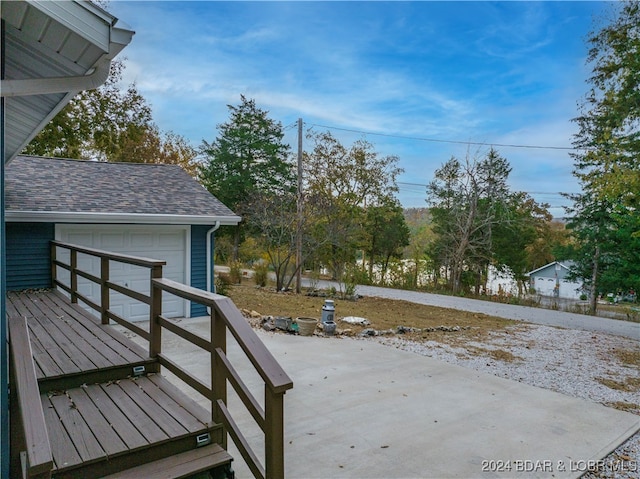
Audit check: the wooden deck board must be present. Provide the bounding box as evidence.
[147,374,213,426]
[99,380,170,445]
[65,387,129,457]
[32,314,100,372]
[49,392,106,464]
[136,375,208,433]
[38,294,134,367]
[26,295,114,370]
[41,394,83,470]
[118,378,190,439]
[44,291,150,362]
[79,383,148,451]
[27,318,83,376]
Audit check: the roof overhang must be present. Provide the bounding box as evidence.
[6,211,242,226]
[1,1,134,164]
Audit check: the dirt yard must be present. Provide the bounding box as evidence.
[227,284,517,342]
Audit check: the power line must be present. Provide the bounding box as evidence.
[397,182,577,197]
[307,122,577,151]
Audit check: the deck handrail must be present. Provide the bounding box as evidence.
[49,241,293,479]
[50,240,165,342]
[50,240,167,268]
[152,278,293,479]
[9,316,54,479]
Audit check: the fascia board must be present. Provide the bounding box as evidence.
[6,211,242,226]
[29,0,113,53]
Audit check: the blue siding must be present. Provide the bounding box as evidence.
[190,225,213,317]
[6,222,54,290]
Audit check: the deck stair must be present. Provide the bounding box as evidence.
[8,290,232,479]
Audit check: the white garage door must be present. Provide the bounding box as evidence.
[534,276,557,296]
[56,225,189,322]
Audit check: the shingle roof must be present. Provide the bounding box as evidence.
[6,155,239,223]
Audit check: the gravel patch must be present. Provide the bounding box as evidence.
[373,324,640,479]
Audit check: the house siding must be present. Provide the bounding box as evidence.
[6,222,54,290]
[190,225,213,317]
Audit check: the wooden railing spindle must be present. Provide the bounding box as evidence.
[70,250,78,303]
[265,388,285,479]
[149,265,163,362]
[212,306,227,449]
[100,257,110,325]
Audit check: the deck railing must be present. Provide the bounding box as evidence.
[51,240,165,343]
[50,241,293,479]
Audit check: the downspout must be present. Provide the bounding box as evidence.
[206,221,221,294]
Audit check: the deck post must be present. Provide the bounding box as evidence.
[100,257,110,325]
[211,305,227,449]
[50,243,57,288]
[70,249,78,303]
[264,389,285,479]
[148,265,163,373]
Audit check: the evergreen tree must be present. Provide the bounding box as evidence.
[568,1,640,312]
[199,96,295,259]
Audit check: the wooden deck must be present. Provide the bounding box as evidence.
[8,289,232,479]
[7,290,155,392]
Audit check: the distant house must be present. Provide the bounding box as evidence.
[527,261,583,300]
[5,155,240,320]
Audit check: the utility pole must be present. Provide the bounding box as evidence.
[295,118,303,293]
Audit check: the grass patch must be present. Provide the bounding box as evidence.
[463,346,522,362]
[596,376,640,392]
[605,401,640,414]
[611,348,640,367]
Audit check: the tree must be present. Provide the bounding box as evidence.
[491,194,554,294]
[245,189,331,291]
[568,1,640,312]
[426,148,512,294]
[24,60,153,161]
[24,60,199,176]
[115,125,199,174]
[199,96,295,259]
[572,1,640,210]
[363,199,410,284]
[303,131,403,279]
[403,208,437,289]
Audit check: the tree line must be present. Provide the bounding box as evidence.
[26,1,639,313]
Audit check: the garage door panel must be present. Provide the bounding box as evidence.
[130,278,150,294]
[67,232,93,245]
[110,261,126,273]
[57,225,187,322]
[109,303,124,319]
[159,233,183,247]
[130,233,154,248]
[99,233,125,249]
[130,302,150,319]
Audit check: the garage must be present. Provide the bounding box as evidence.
[56,224,189,321]
[6,155,241,321]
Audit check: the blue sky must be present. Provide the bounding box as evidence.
[108,1,609,217]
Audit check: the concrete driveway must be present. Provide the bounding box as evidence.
[151,318,639,479]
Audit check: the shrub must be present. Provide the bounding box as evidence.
[254,262,269,287]
[215,274,231,296]
[228,260,243,284]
